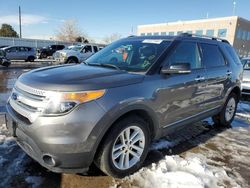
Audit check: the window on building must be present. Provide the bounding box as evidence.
[242,30,247,40]
[147,33,152,36]
[161,32,167,36]
[141,33,146,36]
[217,29,227,38]
[177,31,183,35]
[247,32,250,40]
[200,43,226,68]
[169,32,175,36]
[206,29,214,37]
[237,28,242,39]
[153,32,159,36]
[195,30,203,35]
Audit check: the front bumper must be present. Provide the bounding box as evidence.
[242,82,250,95]
[6,100,106,173]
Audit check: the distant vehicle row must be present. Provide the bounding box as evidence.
[0,44,105,63]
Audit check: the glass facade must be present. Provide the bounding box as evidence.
[218,29,227,38]
[206,29,214,36]
[195,30,203,35]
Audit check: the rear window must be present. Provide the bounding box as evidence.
[200,43,226,68]
[225,45,241,65]
[93,46,98,53]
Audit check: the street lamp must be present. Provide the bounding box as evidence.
[233,0,236,16]
[19,5,22,38]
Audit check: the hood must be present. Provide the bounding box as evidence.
[18,64,144,91]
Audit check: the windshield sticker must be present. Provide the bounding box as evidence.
[142,39,163,44]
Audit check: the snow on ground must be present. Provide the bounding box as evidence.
[121,154,239,188]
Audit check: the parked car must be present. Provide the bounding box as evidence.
[53,44,100,64]
[37,44,65,59]
[2,46,36,62]
[0,49,11,67]
[6,34,243,178]
[241,57,250,95]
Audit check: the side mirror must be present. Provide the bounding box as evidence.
[161,63,191,74]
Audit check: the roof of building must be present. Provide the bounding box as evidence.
[138,16,242,28]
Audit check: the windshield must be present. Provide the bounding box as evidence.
[0,50,5,57]
[65,46,83,51]
[241,59,250,70]
[85,39,171,72]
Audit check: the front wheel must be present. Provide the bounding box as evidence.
[212,93,238,126]
[95,115,150,178]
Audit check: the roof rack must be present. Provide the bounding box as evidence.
[179,33,229,44]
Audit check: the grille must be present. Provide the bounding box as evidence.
[9,80,50,123]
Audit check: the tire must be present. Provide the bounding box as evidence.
[95,115,151,178]
[212,93,238,127]
[66,57,78,64]
[41,52,47,59]
[27,56,35,62]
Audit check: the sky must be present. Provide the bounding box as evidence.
[0,0,250,42]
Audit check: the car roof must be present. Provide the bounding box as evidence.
[125,34,229,45]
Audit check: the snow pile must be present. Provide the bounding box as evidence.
[123,154,239,188]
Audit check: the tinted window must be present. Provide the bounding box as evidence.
[225,45,241,65]
[93,46,98,53]
[9,47,18,52]
[200,43,225,68]
[83,45,92,53]
[166,42,202,69]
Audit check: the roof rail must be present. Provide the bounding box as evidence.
[179,33,229,44]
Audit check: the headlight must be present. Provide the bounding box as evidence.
[60,53,67,59]
[43,89,105,115]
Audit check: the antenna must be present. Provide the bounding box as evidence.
[233,0,236,16]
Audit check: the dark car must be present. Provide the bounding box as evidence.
[0,49,11,67]
[6,34,243,178]
[37,44,65,59]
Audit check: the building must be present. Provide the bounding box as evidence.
[137,16,250,57]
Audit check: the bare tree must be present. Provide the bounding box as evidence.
[103,33,122,44]
[55,20,86,42]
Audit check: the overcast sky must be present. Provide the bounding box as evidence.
[0,0,249,41]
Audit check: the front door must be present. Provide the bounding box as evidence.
[159,41,207,127]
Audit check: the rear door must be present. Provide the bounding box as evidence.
[79,45,93,62]
[200,42,231,109]
[160,41,207,127]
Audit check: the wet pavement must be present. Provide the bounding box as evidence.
[0,64,249,188]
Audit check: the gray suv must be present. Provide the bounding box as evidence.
[3,46,36,62]
[6,34,243,178]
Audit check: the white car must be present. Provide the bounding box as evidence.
[53,44,100,64]
[241,58,250,95]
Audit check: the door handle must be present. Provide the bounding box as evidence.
[195,76,205,81]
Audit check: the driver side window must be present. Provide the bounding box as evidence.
[83,45,92,53]
[166,42,202,69]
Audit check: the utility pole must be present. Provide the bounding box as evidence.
[19,5,22,38]
[233,0,236,16]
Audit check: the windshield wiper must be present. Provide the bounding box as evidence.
[88,63,121,70]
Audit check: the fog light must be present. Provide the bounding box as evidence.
[42,155,57,167]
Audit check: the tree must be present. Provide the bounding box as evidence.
[75,36,89,43]
[0,24,19,38]
[55,20,87,42]
[103,33,122,44]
